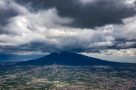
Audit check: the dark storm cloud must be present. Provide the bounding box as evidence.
[0,0,136,60]
[0,10,17,25]
[16,0,136,28]
[0,0,27,26]
[0,0,28,36]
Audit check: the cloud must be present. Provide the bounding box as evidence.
[124,0,136,6]
[0,0,28,26]
[79,0,136,5]
[100,48,136,56]
[0,0,136,59]
[81,48,136,63]
[16,0,136,28]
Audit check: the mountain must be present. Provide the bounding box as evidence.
[17,52,122,66]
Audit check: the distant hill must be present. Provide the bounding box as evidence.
[17,52,123,66]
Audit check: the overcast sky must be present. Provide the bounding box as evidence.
[0,0,136,63]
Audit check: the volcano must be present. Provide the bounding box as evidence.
[18,52,120,66]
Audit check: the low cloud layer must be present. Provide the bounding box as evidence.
[0,0,136,62]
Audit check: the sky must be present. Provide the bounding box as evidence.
[0,0,136,63]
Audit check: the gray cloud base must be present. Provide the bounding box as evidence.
[16,0,136,28]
